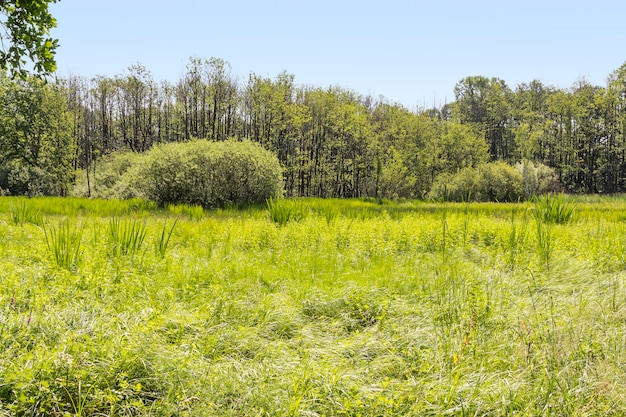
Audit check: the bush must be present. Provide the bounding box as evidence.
[429,161,525,202]
[72,140,283,208]
[479,161,525,202]
[72,151,147,199]
[138,139,283,208]
[515,160,562,198]
[0,160,64,196]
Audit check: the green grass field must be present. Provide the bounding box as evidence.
[1,195,626,416]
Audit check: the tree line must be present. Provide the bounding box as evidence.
[1,57,625,198]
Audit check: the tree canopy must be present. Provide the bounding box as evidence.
[0,0,59,77]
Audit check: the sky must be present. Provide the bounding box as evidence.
[50,0,626,110]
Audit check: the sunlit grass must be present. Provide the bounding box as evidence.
[43,218,83,270]
[0,195,626,415]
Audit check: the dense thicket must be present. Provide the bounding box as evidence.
[137,140,283,208]
[1,58,626,199]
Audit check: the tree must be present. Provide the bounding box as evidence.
[512,80,552,160]
[371,101,438,198]
[423,121,489,184]
[0,75,74,195]
[0,0,59,77]
[453,76,516,162]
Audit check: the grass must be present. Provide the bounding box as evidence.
[1,195,626,415]
[533,193,576,224]
[266,196,306,225]
[9,199,43,226]
[43,219,83,270]
[107,217,147,257]
[154,219,177,259]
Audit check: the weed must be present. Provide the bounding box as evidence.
[441,200,449,262]
[535,212,553,273]
[2,196,626,415]
[318,205,339,225]
[508,206,529,268]
[167,203,204,221]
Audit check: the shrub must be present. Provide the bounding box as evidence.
[72,140,283,209]
[138,139,283,208]
[0,160,64,196]
[515,160,562,198]
[429,161,525,202]
[71,151,147,199]
[479,161,525,202]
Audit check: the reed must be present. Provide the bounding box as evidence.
[107,217,147,257]
[43,219,83,270]
[10,199,43,226]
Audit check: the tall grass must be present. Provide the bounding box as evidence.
[535,215,553,272]
[10,200,43,226]
[0,196,157,218]
[508,205,529,268]
[532,194,574,273]
[167,203,204,221]
[43,219,83,270]
[155,220,177,259]
[107,217,147,257]
[266,197,305,225]
[534,193,575,224]
[2,196,626,416]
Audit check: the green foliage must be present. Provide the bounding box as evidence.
[377,146,417,199]
[0,160,63,197]
[422,121,490,185]
[0,76,75,196]
[430,161,525,202]
[137,139,283,208]
[18,59,621,198]
[479,161,525,202]
[515,160,562,198]
[72,151,147,200]
[0,1,59,77]
[453,76,516,162]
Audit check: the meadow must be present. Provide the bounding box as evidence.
[1,195,626,416]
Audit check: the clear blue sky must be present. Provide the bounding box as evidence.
[50,0,625,110]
